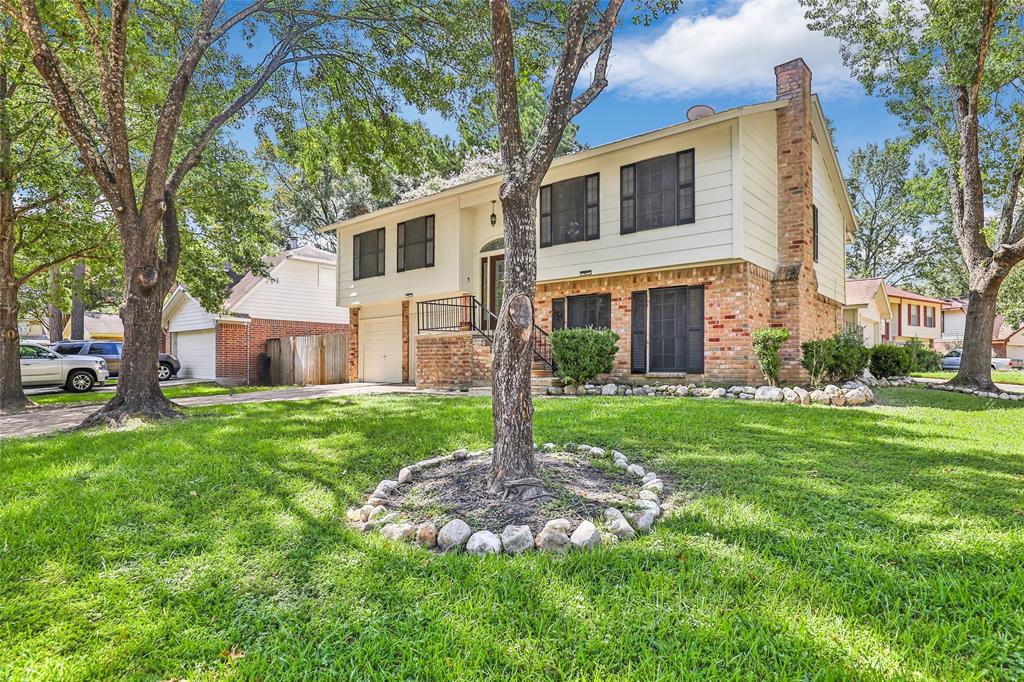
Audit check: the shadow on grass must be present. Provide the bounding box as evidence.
[1,388,1023,679]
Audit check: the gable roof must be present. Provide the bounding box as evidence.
[222,245,335,310]
[845,278,885,306]
[993,314,1024,342]
[884,285,946,305]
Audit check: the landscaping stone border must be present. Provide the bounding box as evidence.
[346,444,667,555]
[545,375,915,407]
[922,382,1023,401]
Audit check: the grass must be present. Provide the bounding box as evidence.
[2,389,1023,680]
[911,370,1024,385]
[30,382,275,406]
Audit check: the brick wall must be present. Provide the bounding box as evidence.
[415,332,492,389]
[215,318,349,385]
[348,307,360,382]
[401,301,410,383]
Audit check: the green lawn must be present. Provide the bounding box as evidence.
[911,370,1024,385]
[30,382,275,406]
[2,389,1023,680]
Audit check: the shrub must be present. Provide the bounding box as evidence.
[550,327,619,385]
[800,328,870,386]
[870,344,911,378]
[752,327,790,386]
[904,338,942,371]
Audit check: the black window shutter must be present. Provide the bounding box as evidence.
[425,215,435,267]
[812,205,819,262]
[631,290,647,373]
[585,173,600,241]
[677,150,695,224]
[552,298,565,330]
[620,165,636,234]
[377,228,385,276]
[685,286,704,373]
[598,293,611,328]
[397,222,406,272]
[352,235,359,280]
[539,186,552,247]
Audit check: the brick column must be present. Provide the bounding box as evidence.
[348,307,360,382]
[401,300,410,383]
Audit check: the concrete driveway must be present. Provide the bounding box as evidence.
[2,383,427,440]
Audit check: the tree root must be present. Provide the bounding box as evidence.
[501,476,551,501]
[77,394,183,430]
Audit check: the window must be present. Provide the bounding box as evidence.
[397,215,434,272]
[91,343,121,356]
[540,174,599,247]
[620,149,695,234]
[353,228,385,280]
[908,304,920,326]
[550,293,611,330]
[54,343,84,355]
[648,285,704,373]
[20,345,50,359]
[924,306,935,328]
[812,205,819,262]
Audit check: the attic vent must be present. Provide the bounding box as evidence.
[686,104,715,121]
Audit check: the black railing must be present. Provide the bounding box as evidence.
[416,295,555,371]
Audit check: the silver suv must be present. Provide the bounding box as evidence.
[19,343,110,392]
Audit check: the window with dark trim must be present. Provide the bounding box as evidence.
[550,293,611,330]
[540,174,599,247]
[812,205,819,262]
[908,304,920,326]
[924,306,935,328]
[620,149,695,234]
[353,227,385,280]
[397,215,434,272]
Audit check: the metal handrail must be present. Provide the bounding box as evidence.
[416,295,555,371]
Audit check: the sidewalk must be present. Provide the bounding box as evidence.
[910,377,1024,394]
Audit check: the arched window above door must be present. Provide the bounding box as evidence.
[480,238,505,253]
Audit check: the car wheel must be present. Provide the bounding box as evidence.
[157,362,173,381]
[66,370,95,393]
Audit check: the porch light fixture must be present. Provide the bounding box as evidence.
[579,269,592,276]
[490,200,497,227]
[405,292,414,297]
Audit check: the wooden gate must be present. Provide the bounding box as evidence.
[266,331,349,386]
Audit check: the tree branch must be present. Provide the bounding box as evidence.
[488,0,524,180]
[13,222,115,286]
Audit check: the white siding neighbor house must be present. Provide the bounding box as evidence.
[843,279,892,346]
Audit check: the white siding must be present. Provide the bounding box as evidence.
[233,258,349,324]
[739,111,779,271]
[942,309,966,339]
[358,302,404,383]
[166,294,216,332]
[812,138,847,304]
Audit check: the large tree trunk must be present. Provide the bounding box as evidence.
[0,272,31,414]
[70,261,85,339]
[46,265,63,342]
[81,220,179,427]
[950,272,1004,392]
[488,192,544,500]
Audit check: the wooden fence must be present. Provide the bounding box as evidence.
[266,331,349,386]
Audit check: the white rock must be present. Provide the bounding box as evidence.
[641,472,658,484]
[639,489,660,502]
[450,448,469,459]
[380,523,416,541]
[535,526,571,553]
[501,525,534,554]
[570,520,601,549]
[642,480,664,493]
[755,386,784,402]
[591,447,606,457]
[397,468,413,485]
[579,444,592,453]
[823,384,843,399]
[844,387,870,406]
[613,459,629,470]
[627,510,657,532]
[437,519,472,551]
[604,508,636,539]
[782,387,799,404]
[809,389,830,405]
[346,507,363,522]
[367,505,388,520]
[626,463,645,478]
[466,530,502,555]
[358,504,376,522]
[374,479,399,495]
[793,386,811,405]
[602,383,617,395]
[543,442,556,451]
[831,392,847,407]
[542,518,572,534]
[635,499,661,517]
[416,522,437,548]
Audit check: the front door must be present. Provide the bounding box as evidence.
[481,254,505,330]
[648,286,704,373]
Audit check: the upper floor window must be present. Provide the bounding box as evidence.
[397,215,434,272]
[353,228,385,280]
[908,304,921,326]
[540,174,600,247]
[924,306,935,328]
[620,149,695,234]
[812,205,820,262]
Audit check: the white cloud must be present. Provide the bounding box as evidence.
[608,0,855,100]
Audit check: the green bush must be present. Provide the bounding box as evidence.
[904,339,943,371]
[869,344,911,377]
[752,327,790,386]
[550,327,619,385]
[800,328,870,386]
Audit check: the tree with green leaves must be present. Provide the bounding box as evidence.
[846,138,931,284]
[5,0,487,425]
[804,0,1024,391]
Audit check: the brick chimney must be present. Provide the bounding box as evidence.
[770,58,839,380]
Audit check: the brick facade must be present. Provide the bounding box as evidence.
[401,300,410,383]
[415,332,491,389]
[215,318,348,385]
[348,307,360,382]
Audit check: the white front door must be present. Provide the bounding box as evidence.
[173,330,217,380]
[360,316,403,383]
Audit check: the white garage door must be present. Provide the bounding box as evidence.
[360,316,403,383]
[173,330,217,380]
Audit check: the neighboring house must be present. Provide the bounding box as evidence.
[880,285,943,346]
[161,245,349,384]
[324,59,855,388]
[62,311,124,341]
[17,318,48,342]
[938,297,1023,359]
[993,315,1024,360]
[843,278,892,346]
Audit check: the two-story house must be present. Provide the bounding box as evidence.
[880,285,944,347]
[325,59,855,388]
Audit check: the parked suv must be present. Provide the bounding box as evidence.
[940,349,1012,371]
[52,340,181,381]
[20,343,109,392]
